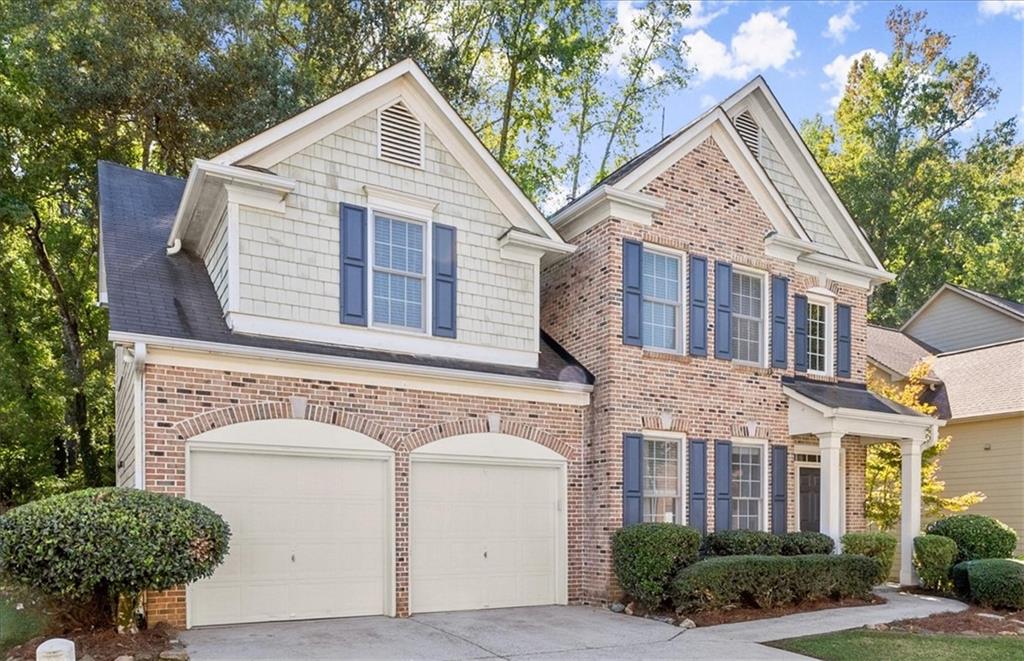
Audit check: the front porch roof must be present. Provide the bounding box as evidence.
[782,376,942,441]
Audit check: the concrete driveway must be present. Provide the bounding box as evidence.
[179,605,799,660]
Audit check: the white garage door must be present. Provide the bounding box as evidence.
[188,448,390,626]
[410,459,562,613]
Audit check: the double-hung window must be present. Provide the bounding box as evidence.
[642,436,684,523]
[806,296,833,375]
[642,249,683,351]
[731,443,766,530]
[731,270,766,364]
[372,215,426,330]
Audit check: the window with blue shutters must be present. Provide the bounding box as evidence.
[806,294,834,376]
[372,215,426,330]
[641,248,684,352]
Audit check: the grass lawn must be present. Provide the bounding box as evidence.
[768,629,1023,661]
[0,593,49,654]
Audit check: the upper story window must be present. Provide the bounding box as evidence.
[643,436,684,523]
[372,215,426,330]
[731,442,766,531]
[731,270,766,364]
[805,292,835,376]
[642,249,683,351]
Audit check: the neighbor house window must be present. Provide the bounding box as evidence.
[807,298,833,375]
[643,437,682,523]
[642,249,683,351]
[731,444,764,530]
[372,215,425,330]
[731,270,765,364]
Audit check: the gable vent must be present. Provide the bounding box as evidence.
[378,101,423,168]
[734,111,761,158]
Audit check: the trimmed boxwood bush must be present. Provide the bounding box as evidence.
[612,523,701,609]
[671,554,877,612]
[913,534,957,591]
[702,529,783,556]
[841,532,896,584]
[951,559,1024,609]
[926,515,1017,563]
[0,488,230,629]
[780,531,834,556]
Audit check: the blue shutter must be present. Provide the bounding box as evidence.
[622,240,643,346]
[432,224,457,338]
[689,256,708,356]
[714,261,733,359]
[622,433,644,526]
[771,445,788,534]
[771,276,788,369]
[837,304,852,377]
[340,204,368,326]
[688,439,708,534]
[794,294,808,373]
[714,440,732,531]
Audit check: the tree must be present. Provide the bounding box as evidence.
[801,6,1023,326]
[864,360,985,531]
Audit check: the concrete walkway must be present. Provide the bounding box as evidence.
[181,588,967,660]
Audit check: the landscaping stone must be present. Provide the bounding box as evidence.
[113,656,134,661]
[977,612,1004,620]
[678,618,696,630]
[158,650,188,661]
[624,602,635,616]
[610,602,625,613]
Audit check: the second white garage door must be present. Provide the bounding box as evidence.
[410,457,563,613]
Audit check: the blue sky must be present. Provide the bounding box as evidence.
[580,0,1023,194]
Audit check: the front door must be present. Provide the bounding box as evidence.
[799,466,821,532]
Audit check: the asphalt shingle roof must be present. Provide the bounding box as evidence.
[782,376,928,417]
[866,325,937,380]
[98,161,592,384]
[926,340,1024,420]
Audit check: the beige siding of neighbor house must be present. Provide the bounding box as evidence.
[905,289,1024,352]
[936,415,1024,553]
[203,209,230,313]
[114,345,136,488]
[235,110,535,354]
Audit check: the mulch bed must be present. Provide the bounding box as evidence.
[686,594,885,627]
[5,622,176,661]
[884,606,1024,637]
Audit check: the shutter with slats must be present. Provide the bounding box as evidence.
[689,255,708,356]
[432,224,457,338]
[771,276,788,369]
[622,433,644,526]
[771,445,788,534]
[794,294,808,373]
[714,440,732,531]
[622,240,643,346]
[714,261,733,359]
[734,111,761,158]
[378,101,423,167]
[837,304,852,377]
[689,439,708,534]
[340,204,368,326]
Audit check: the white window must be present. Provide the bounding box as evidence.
[643,436,684,523]
[731,270,766,364]
[642,249,683,351]
[806,296,834,375]
[372,215,426,330]
[731,443,767,531]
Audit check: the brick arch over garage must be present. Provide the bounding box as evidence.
[402,416,577,460]
[170,399,400,449]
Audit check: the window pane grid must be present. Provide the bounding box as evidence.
[372,216,425,329]
[643,439,680,523]
[808,302,827,373]
[731,445,763,531]
[642,250,681,351]
[731,272,763,363]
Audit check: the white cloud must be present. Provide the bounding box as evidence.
[679,1,730,30]
[700,94,717,109]
[822,49,888,106]
[979,1,1024,20]
[823,2,862,43]
[684,8,799,83]
[607,1,668,82]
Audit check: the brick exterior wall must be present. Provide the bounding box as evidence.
[141,363,587,627]
[540,136,871,604]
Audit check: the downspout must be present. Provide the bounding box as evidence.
[132,342,147,489]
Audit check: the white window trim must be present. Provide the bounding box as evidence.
[730,266,769,367]
[793,444,846,534]
[368,207,432,335]
[641,430,687,525]
[730,436,769,532]
[641,245,687,355]
[805,293,835,377]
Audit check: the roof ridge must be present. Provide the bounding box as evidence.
[935,337,1024,358]
[99,160,185,183]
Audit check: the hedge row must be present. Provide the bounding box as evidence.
[702,530,833,557]
[952,559,1024,610]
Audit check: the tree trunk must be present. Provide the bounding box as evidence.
[116,591,142,634]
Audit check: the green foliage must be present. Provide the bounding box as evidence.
[912,534,957,591]
[780,532,835,556]
[951,559,1024,610]
[702,530,783,556]
[671,554,877,612]
[0,488,230,604]
[840,532,897,584]
[611,523,701,609]
[926,514,1018,562]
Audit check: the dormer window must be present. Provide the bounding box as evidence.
[734,111,761,158]
[378,100,424,168]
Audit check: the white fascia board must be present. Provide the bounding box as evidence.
[549,186,665,241]
[796,251,894,290]
[107,331,592,406]
[499,228,576,263]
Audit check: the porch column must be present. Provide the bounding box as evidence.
[817,431,844,552]
[899,437,923,585]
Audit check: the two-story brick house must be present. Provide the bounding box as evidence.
[101,61,938,630]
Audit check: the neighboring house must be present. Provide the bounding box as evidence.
[101,61,938,630]
[867,284,1024,553]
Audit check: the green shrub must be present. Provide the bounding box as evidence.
[951,559,1024,609]
[0,488,230,628]
[841,532,896,584]
[913,535,958,591]
[780,531,835,556]
[926,515,1018,563]
[702,529,783,556]
[612,523,701,609]
[671,554,877,612]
